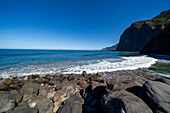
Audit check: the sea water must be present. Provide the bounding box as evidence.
[0,49,169,78]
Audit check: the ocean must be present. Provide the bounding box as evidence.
[0,49,169,78]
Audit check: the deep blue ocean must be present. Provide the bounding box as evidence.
[0,49,169,78]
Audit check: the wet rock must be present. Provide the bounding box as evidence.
[0,78,3,81]
[58,95,84,113]
[82,71,88,76]
[37,98,53,111]
[77,80,87,87]
[0,83,7,90]
[101,90,152,113]
[68,74,76,81]
[9,107,38,113]
[0,99,15,112]
[78,76,87,81]
[9,83,22,89]
[139,80,170,113]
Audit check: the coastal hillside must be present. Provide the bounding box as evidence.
[116,10,170,51]
[140,24,170,55]
[101,44,118,51]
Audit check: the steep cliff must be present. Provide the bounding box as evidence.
[140,24,170,55]
[116,10,170,51]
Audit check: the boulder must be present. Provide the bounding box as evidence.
[0,99,15,112]
[16,101,28,109]
[101,90,152,113]
[39,86,50,97]
[20,83,40,94]
[53,89,68,112]
[153,78,170,85]
[58,95,84,113]
[106,79,141,92]
[48,79,59,85]
[46,90,56,99]
[37,98,53,111]
[0,90,23,103]
[9,107,38,113]
[61,82,75,97]
[28,95,43,108]
[139,80,170,113]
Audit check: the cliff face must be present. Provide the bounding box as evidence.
[140,24,170,55]
[116,10,170,52]
[101,44,118,51]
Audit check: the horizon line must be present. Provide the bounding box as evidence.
[0,48,100,51]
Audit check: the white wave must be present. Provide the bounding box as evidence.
[0,55,157,79]
[63,55,157,74]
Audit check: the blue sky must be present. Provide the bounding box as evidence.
[0,0,169,50]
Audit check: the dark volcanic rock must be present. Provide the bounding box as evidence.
[139,80,170,113]
[101,90,152,113]
[58,95,84,113]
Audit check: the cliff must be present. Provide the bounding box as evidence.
[140,24,170,55]
[101,44,118,51]
[116,10,170,51]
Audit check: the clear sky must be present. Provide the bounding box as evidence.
[0,0,169,50]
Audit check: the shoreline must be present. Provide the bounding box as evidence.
[0,68,169,113]
[0,68,165,91]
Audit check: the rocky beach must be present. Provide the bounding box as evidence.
[0,69,170,113]
[0,1,170,113]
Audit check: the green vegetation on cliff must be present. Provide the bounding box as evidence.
[117,10,170,52]
[131,10,170,29]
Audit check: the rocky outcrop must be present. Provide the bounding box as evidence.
[140,24,170,55]
[139,80,170,113]
[101,44,118,51]
[116,10,170,52]
[58,95,84,113]
[101,90,153,113]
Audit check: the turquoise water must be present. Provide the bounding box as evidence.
[0,49,169,78]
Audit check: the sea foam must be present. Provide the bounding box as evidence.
[63,55,157,74]
[0,55,157,78]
